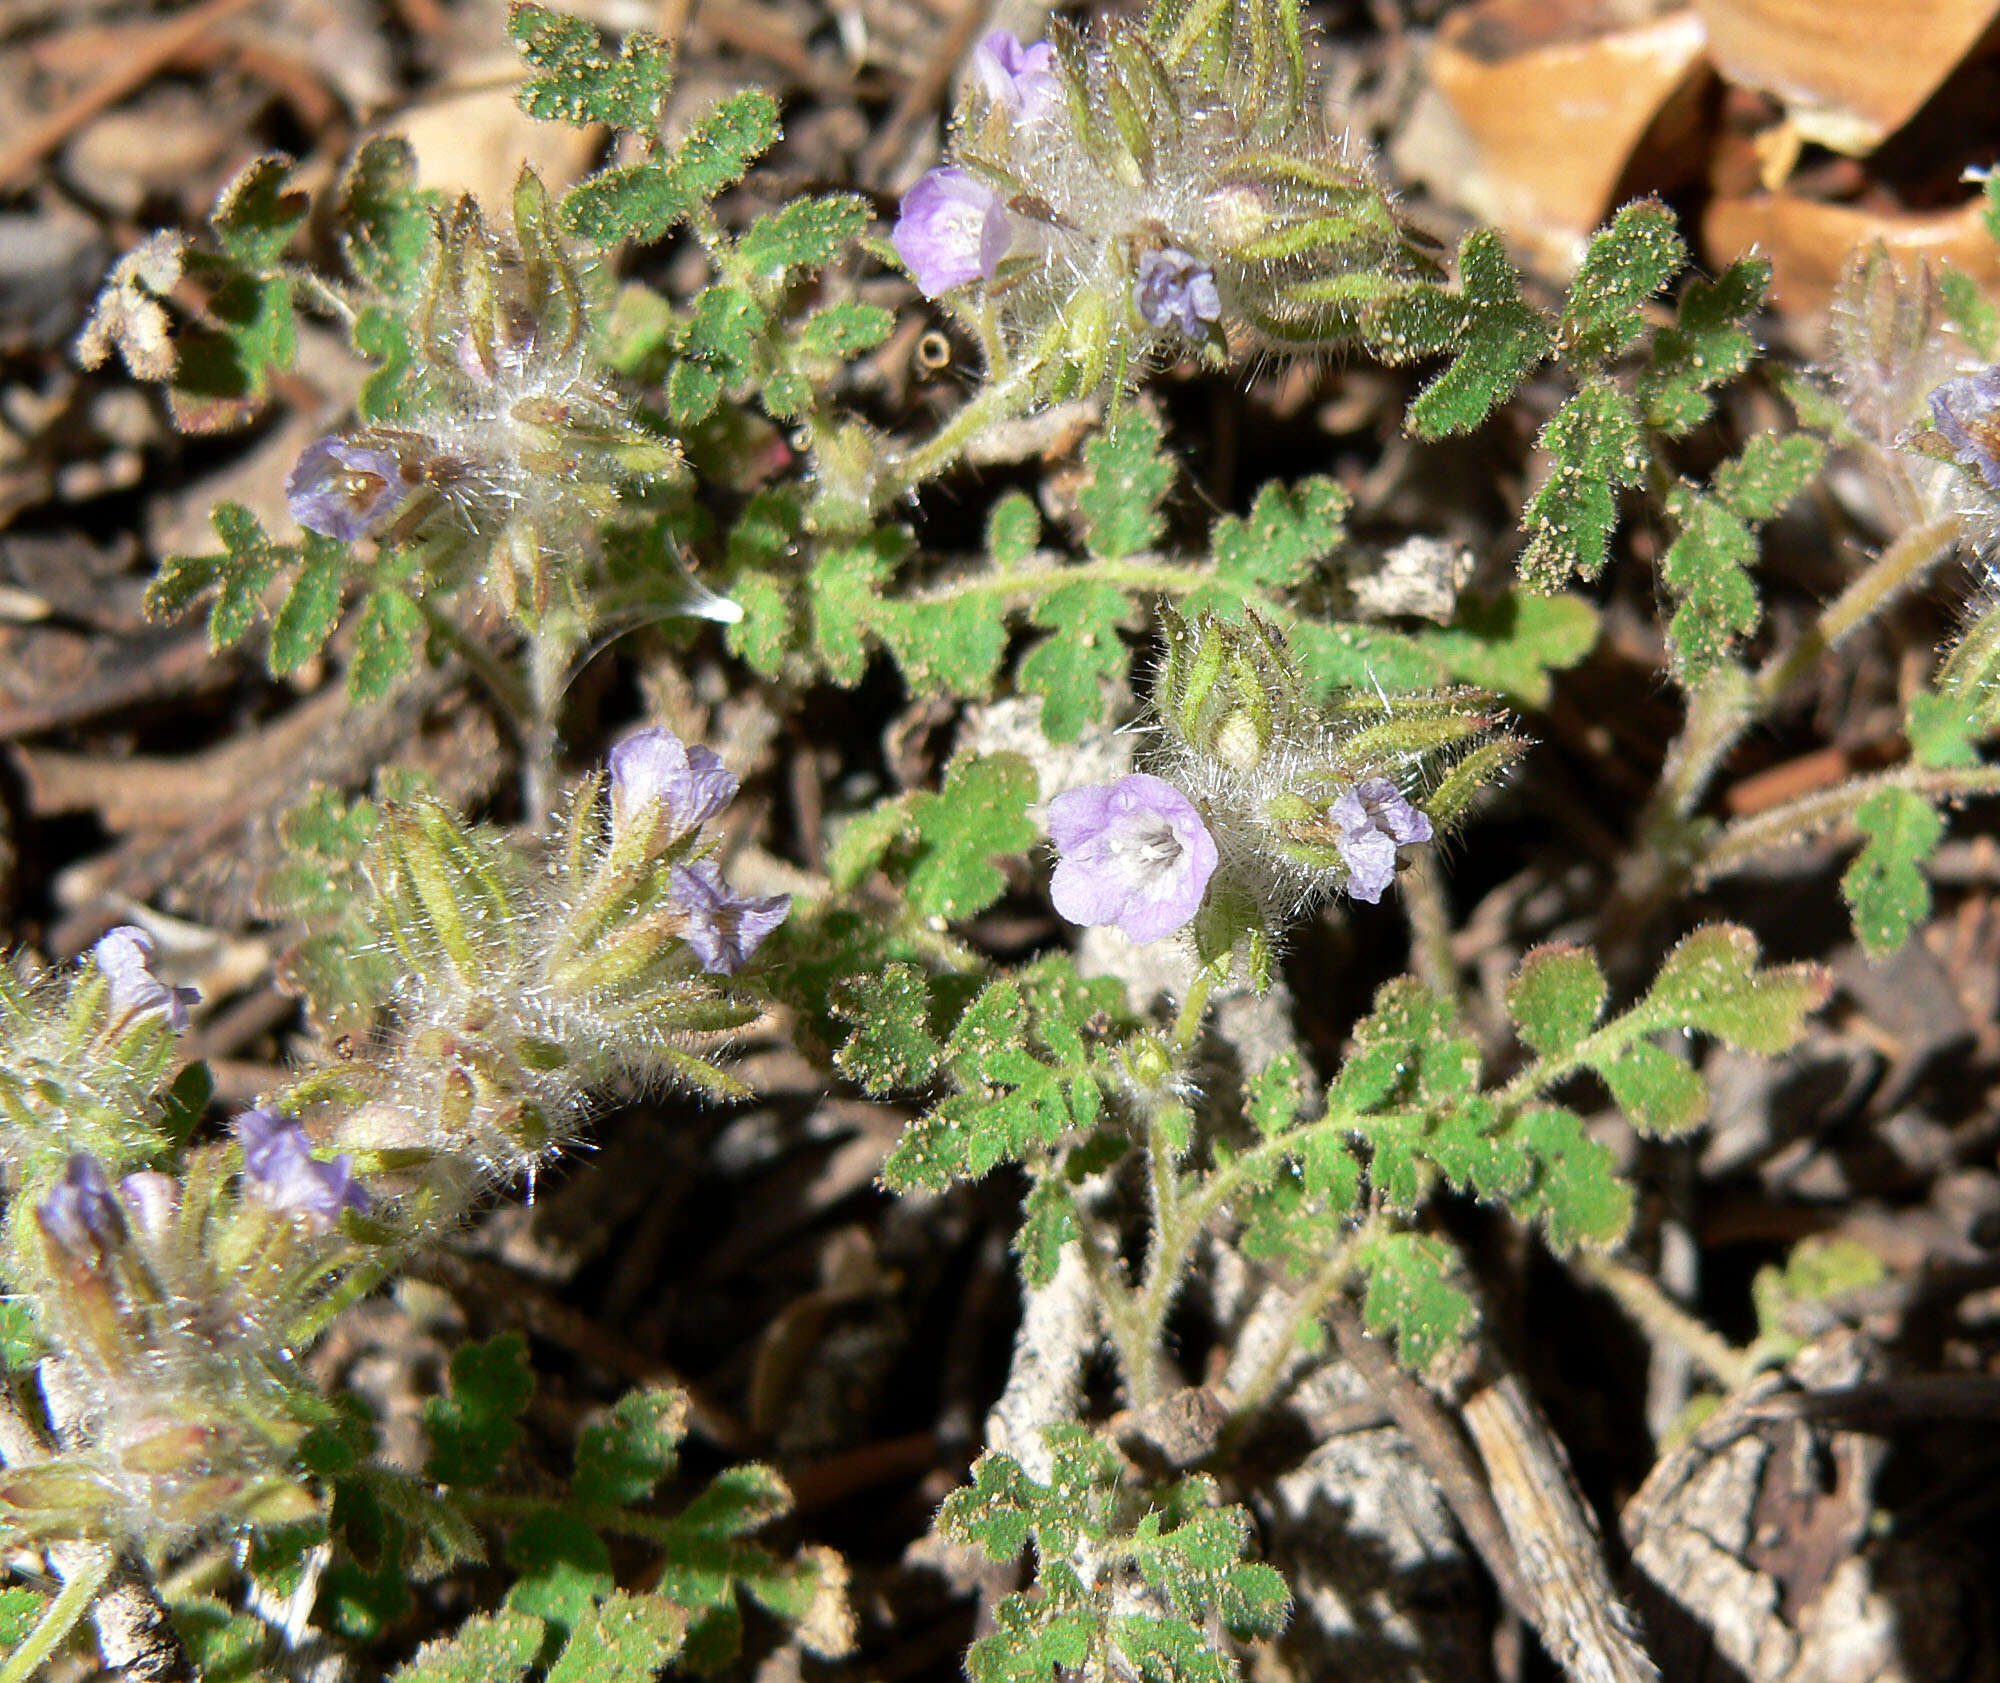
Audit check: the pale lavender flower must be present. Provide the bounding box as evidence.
[971,29,1061,120]
[1928,368,2000,491]
[669,860,790,975]
[1331,779,1432,905]
[1047,774,1218,943]
[608,727,739,841]
[286,435,408,542]
[1134,249,1223,337]
[93,925,198,1032]
[892,167,1014,298]
[236,1108,368,1228]
[38,1155,124,1255]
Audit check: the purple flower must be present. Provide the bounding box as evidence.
[236,1108,368,1228]
[37,1155,125,1255]
[1928,368,2000,492]
[286,435,408,543]
[1134,249,1223,337]
[892,167,1013,298]
[1047,774,1218,943]
[971,30,1061,120]
[93,925,198,1032]
[669,860,790,975]
[608,726,739,841]
[1331,779,1432,905]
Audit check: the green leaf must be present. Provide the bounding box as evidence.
[1907,685,1982,769]
[1841,786,1943,958]
[797,299,895,362]
[349,585,425,701]
[832,962,943,1091]
[1506,944,1608,1057]
[1018,1173,1081,1287]
[905,752,1039,921]
[0,1587,44,1647]
[1660,488,1758,678]
[546,1593,688,1683]
[1510,1106,1632,1249]
[1597,1040,1708,1136]
[1079,411,1174,560]
[1020,580,1132,741]
[150,501,290,651]
[1519,380,1646,588]
[1558,199,1687,364]
[505,1509,615,1630]
[809,527,904,682]
[1637,258,1766,436]
[1407,230,1551,439]
[876,593,1008,697]
[574,1386,687,1509]
[1355,1229,1475,1369]
[390,1610,545,1683]
[1713,432,1824,523]
[339,137,441,299]
[740,194,869,274]
[424,1332,533,1488]
[211,154,309,269]
[988,490,1043,566]
[1637,923,1830,1055]
[670,90,780,206]
[883,957,1132,1191]
[268,539,350,674]
[510,3,674,132]
[667,358,725,426]
[1210,475,1351,596]
[1418,589,1598,707]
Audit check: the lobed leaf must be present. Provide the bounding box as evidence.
[424,1333,533,1488]
[510,3,674,132]
[1841,786,1942,958]
[1519,380,1646,588]
[1557,199,1687,365]
[1407,230,1551,439]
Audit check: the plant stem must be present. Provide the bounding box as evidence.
[0,1548,110,1683]
[1752,514,1961,710]
[1223,1232,1363,1421]
[1696,760,2000,885]
[1575,1252,1753,1392]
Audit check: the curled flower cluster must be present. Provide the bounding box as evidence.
[1045,610,1514,952]
[284,171,705,629]
[890,0,1431,398]
[304,728,788,1190]
[0,1131,363,1545]
[0,926,200,1185]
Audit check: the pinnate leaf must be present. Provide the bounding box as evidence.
[510,3,673,131]
[904,752,1038,921]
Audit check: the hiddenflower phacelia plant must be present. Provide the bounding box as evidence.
[890,3,1433,399]
[1048,773,1220,943]
[1331,779,1434,904]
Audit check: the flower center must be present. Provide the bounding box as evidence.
[1109,814,1183,884]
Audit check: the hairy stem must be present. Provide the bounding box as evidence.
[1575,1252,1753,1393]
[0,1550,110,1683]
